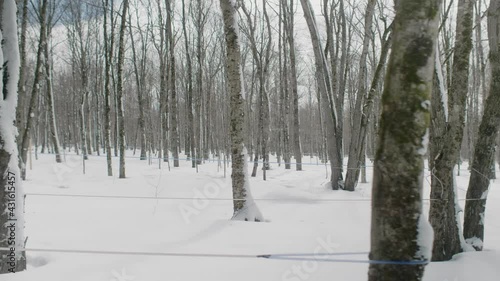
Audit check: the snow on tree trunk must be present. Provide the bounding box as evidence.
[429,0,474,262]
[219,0,263,222]
[0,0,27,273]
[368,0,440,280]
[463,0,500,251]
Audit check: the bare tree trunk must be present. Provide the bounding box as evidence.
[344,0,376,191]
[79,92,88,161]
[287,0,302,171]
[300,0,343,189]
[220,0,262,221]
[103,0,113,176]
[15,0,28,146]
[463,0,500,250]
[128,7,147,161]
[20,0,48,180]
[368,0,440,279]
[182,0,196,168]
[167,0,179,167]
[117,0,129,178]
[429,0,475,261]
[43,28,62,163]
[324,0,346,175]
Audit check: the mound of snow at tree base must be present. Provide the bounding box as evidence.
[4,151,500,281]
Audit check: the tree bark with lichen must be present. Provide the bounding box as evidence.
[220,0,261,221]
[429,0,475,261]
[368,0,440,280]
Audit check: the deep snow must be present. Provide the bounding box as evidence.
[3,151,500,281]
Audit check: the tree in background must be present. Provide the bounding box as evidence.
[117,0,129,178]
[463,0,500,251]
[300,0,343,190]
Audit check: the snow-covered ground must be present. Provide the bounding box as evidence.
[4,151,500,281]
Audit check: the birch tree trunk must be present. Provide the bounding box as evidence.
[0,0,27,272]
[368,0,440,279]
[429,0,475,261]
[463,0,500,250]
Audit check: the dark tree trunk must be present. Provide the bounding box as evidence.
[103,0,113,177]
[463,0,500,250]
[429,0,474,261]
[20,0,48,180]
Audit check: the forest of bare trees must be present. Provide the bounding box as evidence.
[2,0,500,279]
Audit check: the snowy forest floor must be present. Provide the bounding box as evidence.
[4,151,500,281]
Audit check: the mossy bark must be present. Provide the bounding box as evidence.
[219,0,249,215]
[429,0,474,261]
[368,0,440,280]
